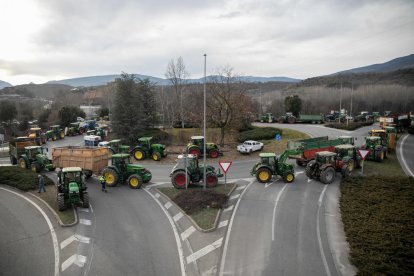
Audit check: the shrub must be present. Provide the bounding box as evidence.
[172,190,228,215]
[325,121,373,131]
[238,127,282,142]
[0,166,54,191]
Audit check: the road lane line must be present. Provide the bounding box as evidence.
[61,254,87,271]
[317,184,332,276]
[218,220,228,228]
[181,226,196,241]
[186,238,223,264]
[229,194,240,200]
[77,207,89,212]
[79,219,92,225]
[164,202,172,209]
[173,212,184,222]
[144,189,186,276]
[223,205,234,212]
[398,135,414,177]
[265,178,279,188]
[272,184,288,241]
[219,180,253,276]
[155,193,160,198]
[236,185,246,191]
[0,188,60,276]
[60,235,76,249]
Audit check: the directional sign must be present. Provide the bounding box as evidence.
[358,149,370,160]
[275,134,281,141]
[219,161,232,173]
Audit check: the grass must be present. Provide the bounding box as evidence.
[0,166,75,224]
[340,151,414,275]
[159,184,235,230]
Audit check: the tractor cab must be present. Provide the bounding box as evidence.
[190,136,204,147]
[57,167,88,211]
[315,151,337,165]
[137,137,152,149]
[28,127,42,138]
[259,152,277,168]
[338,135,355,145]
[25,146,44,159]
[335,144,355,160]
[365,136,382,147]
[109,139,130,154]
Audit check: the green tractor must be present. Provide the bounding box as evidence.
[337,135,355,145]
[45,125,65,141]
[251,152,295,183]
[57,167,89,211]
[132,136,167,161]
[361,136,387,162]
[187,136,222,158]
[334,144,361,173]
[66,122,85,136]
[277,112,296,124]
[108,139,130,154]
[306,151,345,184]
[87,126,107,140]
[28,127,47,145]
[18,146,55,173]
[170,154,223,189]
[101,154,152,189]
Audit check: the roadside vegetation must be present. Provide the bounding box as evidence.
[325,121,374,131]
[159,184,234,230]
[0,166,75,224]
[340,152,414,275]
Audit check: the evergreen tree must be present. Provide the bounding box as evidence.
[284,95,302,117]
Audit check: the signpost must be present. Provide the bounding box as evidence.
[219,161,232,187]
[358,149,370,175]
[275,134,281,141]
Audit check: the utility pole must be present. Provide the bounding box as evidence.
[350,81,353,117]
[339,81,343,114]
[203,54,207,191]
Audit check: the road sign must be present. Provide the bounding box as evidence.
[275,134,281,141]
[219,161,232,173]
[358,149,370,160]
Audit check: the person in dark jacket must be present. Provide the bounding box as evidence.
[38,174,46,193]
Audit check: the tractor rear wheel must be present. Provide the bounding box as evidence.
[188,147,201,156]
[127,174,143,189]
[143,169,152,183]
[346,160,354,172]
[31,163,41,173]
[60,132,65,139]
[278,118,284,124]
[209,149,219,158]
[320,167,336,184]
[205,172,218,188]
[133,149,146,160]
[256,167,272,183]
[306,160,316,178]
[288,117,296,124]
[82,192,89,208]
[18,158,27,169]
[102,168,119,187]
[152,151,162,161]
[10,156,17,165]
[171,171,188,189]
[57,193,66,211]
[283,172,295,183]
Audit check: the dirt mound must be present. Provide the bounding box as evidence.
[172,190,229,214]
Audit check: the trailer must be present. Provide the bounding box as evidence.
[8,137,36,165]
[52,146,109,177]
[379,113,411,132]
[287,136,346,166]
[294,114,324,124]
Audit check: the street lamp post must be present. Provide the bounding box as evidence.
[203,54,207,190]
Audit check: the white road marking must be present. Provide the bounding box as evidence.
[147,182,170,188]
[186,238,223,264]
[265,179,279,188]
[164,202,172,209]
[307,178,313,183]
[181,226,196,241]
[89,203,94,213]
[223,205,234,212]
[155,193,160,198]
[219,180,254,276]
[77,207,89,213]
[272,183,288,241]
[60,234,91,249]
[218,220,228,228]
[0,188,60,276]
[295,171,304,176]
[61,254,87,271]
[173,212,184,222]
[398,135,414,176]
[79,219,92,225]
[317,184,332,276]
[144,189,186,276]
[229,194,240,200]
[236,185,246,191]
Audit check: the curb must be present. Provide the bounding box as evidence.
[155,183,238,233]
[28,192,78,227]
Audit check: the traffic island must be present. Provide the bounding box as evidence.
[158,184,235,230]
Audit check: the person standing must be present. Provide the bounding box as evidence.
[99,175,107,192]
[38,174,46,193]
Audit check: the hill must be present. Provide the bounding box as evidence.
[1,83,72,99]
[0,80,12,89]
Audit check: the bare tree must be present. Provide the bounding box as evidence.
[165,57,189,128]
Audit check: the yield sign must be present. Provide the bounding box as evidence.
[219,161,232,173]
[358,149,370,160]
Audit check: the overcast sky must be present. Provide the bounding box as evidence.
[1,0,413,85]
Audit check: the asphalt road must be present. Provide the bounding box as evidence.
[0,188,57,276]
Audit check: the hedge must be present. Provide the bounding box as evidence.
[325,121,374,131]
[0,166,54,191]
[238,127,282,142]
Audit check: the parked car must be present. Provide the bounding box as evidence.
[237,140,264,154]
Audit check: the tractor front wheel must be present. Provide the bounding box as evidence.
[171,171,188,189]
[341,165,351,178]
[320,167,336,184]
[31,163,41,173]
[127,174,143,189]
[133,149,146,161]
[306,160,316,178]
[102,168,119,187]
[82,192,89,208]
[278,118,284,124]
[18,158,27,169]
[188,147,201,156]
[288,117,296,124]
[57,193,66,211]
[60,132,65,139]
[209,149,219,158]
[283,172,295,183]
[52,135,57,141]
[205,172,218,188]
[152,151,162,161]
[256,167,272,183]
[375,150,384,162]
